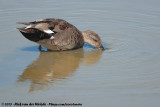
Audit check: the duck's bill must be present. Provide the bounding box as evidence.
[98,45,104,50]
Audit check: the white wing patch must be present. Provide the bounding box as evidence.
[25,25,32,29]
[50,36,54,39]
[44,30,54,34]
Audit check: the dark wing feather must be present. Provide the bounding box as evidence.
[17,27,54,42]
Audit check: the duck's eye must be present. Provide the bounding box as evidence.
[93,39,98,42]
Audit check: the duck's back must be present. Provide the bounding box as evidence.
[17,18,84,51]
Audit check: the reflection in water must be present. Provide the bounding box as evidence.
[17,48,102,92]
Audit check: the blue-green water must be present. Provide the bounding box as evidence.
[0,0,160,107]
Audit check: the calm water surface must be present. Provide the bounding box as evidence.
[0,0,160,107]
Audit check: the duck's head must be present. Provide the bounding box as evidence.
[82,30,104,50]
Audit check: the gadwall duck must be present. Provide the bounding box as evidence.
[17,18,104,51]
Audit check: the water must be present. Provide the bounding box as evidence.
[0,0,160,107]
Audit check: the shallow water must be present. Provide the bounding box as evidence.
[0,0,160,107]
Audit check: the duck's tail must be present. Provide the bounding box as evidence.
[16,28,52,42]
[16,22,30,25]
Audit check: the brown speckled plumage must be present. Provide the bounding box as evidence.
[17,18,104,51]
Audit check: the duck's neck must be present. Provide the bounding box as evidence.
[81,31,90,44]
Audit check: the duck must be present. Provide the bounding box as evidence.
[17,18,104,51]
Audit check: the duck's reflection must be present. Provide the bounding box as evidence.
[18,48,102,92]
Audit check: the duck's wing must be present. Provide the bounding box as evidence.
[17,18,69,33]
[16,27,55,42]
